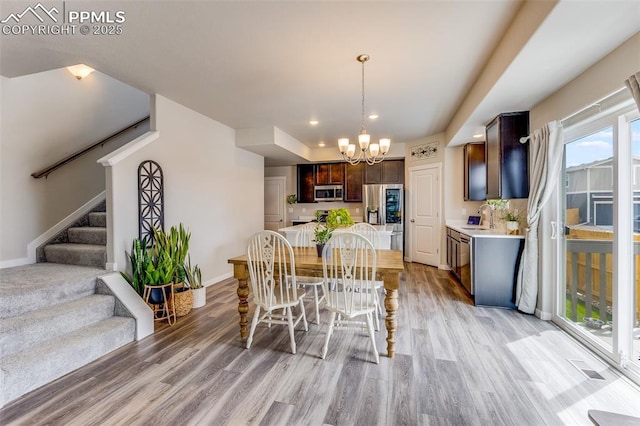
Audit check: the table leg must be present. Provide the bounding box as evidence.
[234,264,250,339]
[382,271,399,358]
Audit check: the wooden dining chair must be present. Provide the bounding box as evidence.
[246,230,308,354]
[320,232,379,364]
[292,222,325,324]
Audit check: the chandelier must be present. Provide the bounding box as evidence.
[338,54,391,165]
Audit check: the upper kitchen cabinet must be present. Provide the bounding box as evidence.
[485,111,529,199]
[364,159,405,184]
[464,142,486,201]
[297,164,315,203]
[315,163,344,185]
[344,162,364,202]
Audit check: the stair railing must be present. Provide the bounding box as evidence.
[31,115,150,179]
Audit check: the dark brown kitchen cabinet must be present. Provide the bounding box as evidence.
[315,163,344,185]
[485,111,529,199]
[464,142,486,201]
[364,162,382,183]
[297,164,315,203]
[344,162,364,202]
[364,160,404,184]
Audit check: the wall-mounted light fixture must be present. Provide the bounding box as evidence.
[67,64,95,80]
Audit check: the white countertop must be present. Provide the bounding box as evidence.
[279,223,393,235]
[446,220,525,239]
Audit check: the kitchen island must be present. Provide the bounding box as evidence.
[279,223,394,250]
[446,221,525,309]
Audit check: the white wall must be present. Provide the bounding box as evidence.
[107,95,263,284]
[265,166,295,194]
[0,68,149,263]
[531,33,640,130]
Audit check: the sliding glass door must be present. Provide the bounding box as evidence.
[555,93,640,383]
[560,125,615,356]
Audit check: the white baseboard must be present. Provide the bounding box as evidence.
[439,264,451,270]
[0,257,32,269]
[106,262,118,272]
[204,271,233,287]
[536,308,553,320]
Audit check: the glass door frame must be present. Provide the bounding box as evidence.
[551,98,639,385]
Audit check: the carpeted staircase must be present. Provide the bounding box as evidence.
[0,205,137,407]
[41,209,107,267]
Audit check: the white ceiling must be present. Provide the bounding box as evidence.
[1,1,639,164]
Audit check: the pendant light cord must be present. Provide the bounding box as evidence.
[361,58,366,134]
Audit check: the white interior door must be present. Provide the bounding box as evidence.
[264,176,285,231]
[409,164,441,266]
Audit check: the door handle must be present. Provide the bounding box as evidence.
[550,221,557,240]
[410,219,415,223]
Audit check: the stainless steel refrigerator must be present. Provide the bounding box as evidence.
[362,184,404,253]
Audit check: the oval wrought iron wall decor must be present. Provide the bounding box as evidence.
[138,160,164,246]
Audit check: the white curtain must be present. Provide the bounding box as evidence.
[515,121,563,314]
[626,72,640,110]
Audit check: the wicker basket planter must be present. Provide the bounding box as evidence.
[173,284,193,317]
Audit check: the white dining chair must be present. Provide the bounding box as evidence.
[320,232,379,364]
[246,230,308,354]
[349,222,379,248]
[349,222,383,326]
[292,222,325,324]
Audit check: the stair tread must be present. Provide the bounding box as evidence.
[0,263,103,296]
[0,317,135,405]
[0,294,114,327]
[1,316,135,364]
[0,294,116,358]
[88,212,106,227]
[44,243,106,268]
[0,263,106,318]
[67,227,107,245]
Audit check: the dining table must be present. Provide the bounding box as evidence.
[228,246,405,357]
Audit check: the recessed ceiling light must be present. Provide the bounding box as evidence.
[473,133,483,138]
[318,142,325,147]
[368,114,379,120]
[309,120,319,126]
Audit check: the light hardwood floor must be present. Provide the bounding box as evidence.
[2,263,640,425]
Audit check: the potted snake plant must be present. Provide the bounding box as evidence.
[185,255,205,308]
[153,224,193,316]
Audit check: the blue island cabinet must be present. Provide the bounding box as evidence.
[471,236,525,309]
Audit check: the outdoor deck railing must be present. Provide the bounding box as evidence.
[565,239,640,323]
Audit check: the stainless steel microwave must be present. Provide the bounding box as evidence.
[314,185,343,202]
